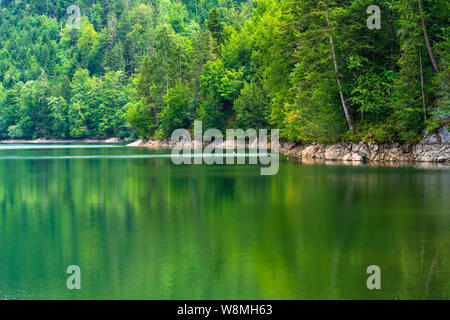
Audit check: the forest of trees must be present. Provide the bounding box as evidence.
[0,0,448,143]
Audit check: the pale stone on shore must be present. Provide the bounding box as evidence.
[126,139,144,147]
[104,137,123,143]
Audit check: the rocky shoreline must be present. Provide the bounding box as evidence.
[128,127,450,164]
[280,128,449,163]
[4,130,447,164]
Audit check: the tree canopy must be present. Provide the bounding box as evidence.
[0,0,448,142]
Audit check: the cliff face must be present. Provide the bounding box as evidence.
[280,127,450,163]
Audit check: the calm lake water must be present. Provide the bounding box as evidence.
[0,144,449,299]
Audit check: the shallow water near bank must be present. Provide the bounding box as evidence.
[0,144,449,299]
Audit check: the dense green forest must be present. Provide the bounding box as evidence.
[0,0,448,142]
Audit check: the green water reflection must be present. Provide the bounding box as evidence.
[0,145,449,299]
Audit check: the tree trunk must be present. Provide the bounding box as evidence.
[418,0,440,73]
[419,51,427,121]
[324,7,354,134]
